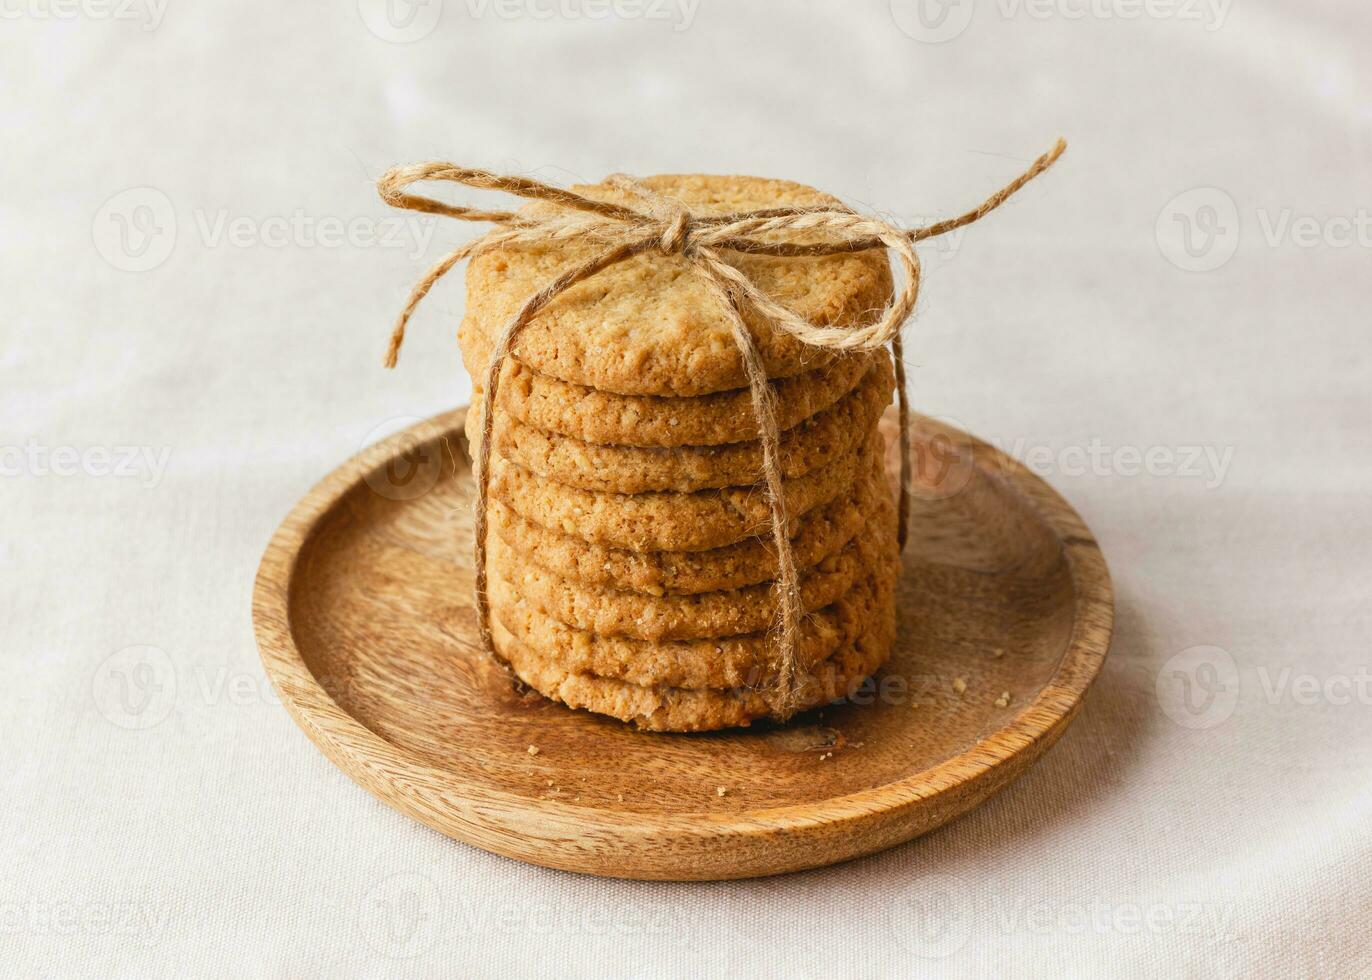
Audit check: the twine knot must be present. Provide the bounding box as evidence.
[656,209,692,256]
[604,172,694,255]
[377,140,1066,719]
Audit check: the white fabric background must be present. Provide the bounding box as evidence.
[2,1,1368,976]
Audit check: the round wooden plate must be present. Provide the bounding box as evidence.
[253,407,1112,880]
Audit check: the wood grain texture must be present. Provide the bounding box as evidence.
[252,407,1113,880]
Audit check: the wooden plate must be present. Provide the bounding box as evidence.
[253,407,1112,880]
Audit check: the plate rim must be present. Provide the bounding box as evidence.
[253,407,1113,856]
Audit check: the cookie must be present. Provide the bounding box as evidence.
[487,430,882,553]
[469,354,894,494]
[489,559,895,689]
[490,577,897,731]
[488,452,889,595]
[489,493,891,641]
[459,173,894,397]
[462,333,871,447]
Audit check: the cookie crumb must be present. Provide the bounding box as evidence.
[617,793,624,803]
[716,786,727,797]
[994,691,1011,708]
[527,745,540,756]
[991,647,1004,659]
[952,676,968,696]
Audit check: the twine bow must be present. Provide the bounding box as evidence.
[379,139,1066,718]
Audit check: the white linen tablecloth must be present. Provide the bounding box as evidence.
[2,1,1368,975]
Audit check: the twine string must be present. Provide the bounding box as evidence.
[379,139,1066,718]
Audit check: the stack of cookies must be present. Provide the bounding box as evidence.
[460,174,902,731]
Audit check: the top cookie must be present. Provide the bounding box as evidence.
[461,174,893,397]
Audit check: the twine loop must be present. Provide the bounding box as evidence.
[379,140,1066,719]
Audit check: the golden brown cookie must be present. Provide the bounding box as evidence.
[462,333,872,447]
[488,452,889,595]
[460,173,894,397]
[489,497,890,641]
[490,579,897,732]
[489,567,893,690]
[469,354,894,494]
[487,430,881,553]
